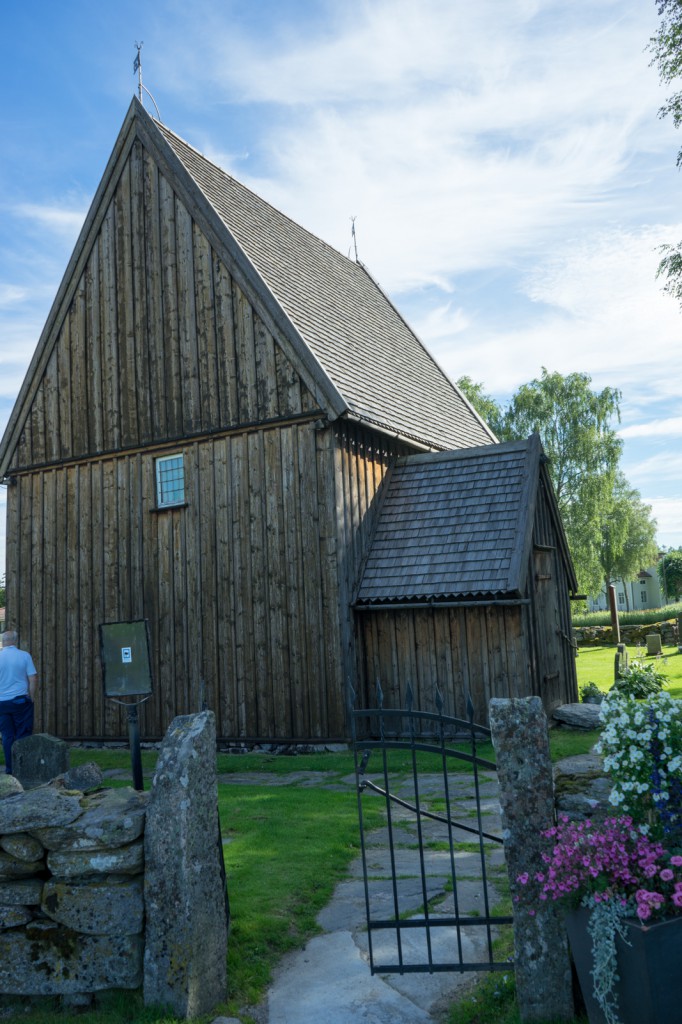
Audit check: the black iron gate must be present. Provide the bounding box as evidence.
[350,683,513,975]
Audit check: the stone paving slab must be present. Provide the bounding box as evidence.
[259,768,508,1024]
[349,847,483,879]
[354,919,492,979]
[268,931,433,1024]
[194,764,507,1024]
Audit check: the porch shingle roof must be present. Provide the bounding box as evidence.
[356,438,539,603]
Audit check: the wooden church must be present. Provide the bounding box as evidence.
[0,98,579,743]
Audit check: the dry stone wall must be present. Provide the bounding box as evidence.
[574,618,680,647]
[0,783,147,995]
[0,712,228,1018]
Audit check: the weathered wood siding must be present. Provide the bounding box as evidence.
[3,136,381,741]
[359,605,529,727]
[356,479,577,726]
[528,473,579,709]
[9,139,319,474]
[6,422,351,741]
[331,422,415,697]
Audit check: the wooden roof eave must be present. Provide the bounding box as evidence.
[356,261,498,446]
[0,98,349,478]
[0,101,145,478]
[353,594,529,611]
[505,433,543,595]
[538,459,579,594]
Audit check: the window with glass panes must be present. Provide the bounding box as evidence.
[155,454,185,508]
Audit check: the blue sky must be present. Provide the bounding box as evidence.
[0,0,681,575]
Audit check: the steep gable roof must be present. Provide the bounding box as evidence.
[153,117,494,451]
[0,99,494,476]
[355,435,575,604]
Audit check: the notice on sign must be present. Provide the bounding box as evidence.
[121,647,132,664]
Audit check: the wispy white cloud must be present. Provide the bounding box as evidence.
[0,285,27,308]
[168,0,675,296]
[620,417,682,438]
[628,451,682,483]
[643,496,682,547]
[420,223,682,398]
[12,202,86,240]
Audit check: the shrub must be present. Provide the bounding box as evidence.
[596,690,682,844]
[609,660,667,699]
[572,602,682,628]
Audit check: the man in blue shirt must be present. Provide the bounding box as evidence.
[0,630,38,775]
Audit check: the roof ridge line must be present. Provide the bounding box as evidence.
[356,260,497,446]
[396,437,530,465]
[154,119,361,270]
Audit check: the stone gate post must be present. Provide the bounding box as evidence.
[143,710,228,1018]
[489,697,574,1022]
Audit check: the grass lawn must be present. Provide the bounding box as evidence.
[3,763,383,1024]
[576,642,682,699]
[3,735,594,1024]
[1,678,658,1024]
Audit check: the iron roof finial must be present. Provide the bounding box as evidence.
[349,216,359,262]
[134,42,144,104]
[133,42,163,121]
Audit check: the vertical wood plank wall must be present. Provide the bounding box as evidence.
[331,422,413,708]
[357,481,578,726]
[9,140,320,473]
[529,475,579,708]
[4,136,372,742]
[359,605,529,727]
[7,422,352,741]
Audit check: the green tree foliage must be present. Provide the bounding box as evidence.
[599,473,659,608]
[649,1,682,301]
[500,369,623,596]
[658,548,682,600]
[455,369,656,598]
[455,376,505,435]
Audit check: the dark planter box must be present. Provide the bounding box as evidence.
[565,908,682,1024]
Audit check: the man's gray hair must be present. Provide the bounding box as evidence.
[2,630,18,647]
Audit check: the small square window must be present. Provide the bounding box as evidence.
[156,454,185,508]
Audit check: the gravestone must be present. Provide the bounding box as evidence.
[614,642,628,682]
[646,633,662,656]
[12,734,68,789]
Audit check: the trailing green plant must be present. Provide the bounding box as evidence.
[517,814,682,1024]
[519,686,682,1023]
[586,897,632,1024]
[609,660,668,700]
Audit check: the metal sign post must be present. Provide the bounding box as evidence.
[100,620,153,791]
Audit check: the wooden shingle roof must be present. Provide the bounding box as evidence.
[0,99,494,477]
[154,117,494,451]
[355,436,549,604]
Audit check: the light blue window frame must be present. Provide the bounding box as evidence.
[155,453,185,508]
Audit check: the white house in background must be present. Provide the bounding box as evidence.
[588,558,665,613]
